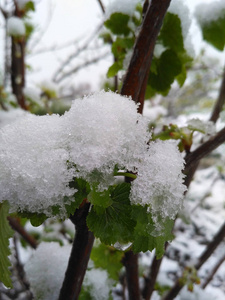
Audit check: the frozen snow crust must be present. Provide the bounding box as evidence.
[0,91,185,223]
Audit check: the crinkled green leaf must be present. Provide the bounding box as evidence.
[87,183,135,245]
[65,178,91,216]
[91,243,124,280]
[131,205,174,258]
[25,1,35,12]
[0,202,14,288]
[199,14,225,51]
[105,13,130,36]
[111,37,134,58]
[18,211,47,227]
[149,49,182,93]
[176,64,187,87]
[159,12,185,53]
[88,188,113,208]
[107,61,123,78]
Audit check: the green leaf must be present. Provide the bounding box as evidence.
[18,211,47,227]
[199,14,225,51]
[0,202,14,288]
[65,178,90,216]
[159,12,185,53]
[107,61,123,78]
[176,64,187,87]
[149,49,182,93]
[91,243,124,280]
[88,188,113,208]
[25,1,35,12]
[131,205,174,258]
[87,183,135,245]
[111,37,134,58]
[105,13,130,36]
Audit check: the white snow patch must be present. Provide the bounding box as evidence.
[83,268,112,300]
[105,0,140,18]
[16,0,32,10]
[195,0,225,25]
[0,108,28,128]
[24,242,71,300]
[7,16,26,37]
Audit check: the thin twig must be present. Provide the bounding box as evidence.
[97,0,105,14]
[184,126,225,178]
[210,66,225,122]
[202,251,225,289]
[7,216,37,249]
[142,243,168,300]
[52,23,104,83]
[162,221,225,300]
[28,0,56,51]
[55,51,109,83]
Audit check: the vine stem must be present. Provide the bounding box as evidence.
[115,172,137,179]
[58,202,94,300]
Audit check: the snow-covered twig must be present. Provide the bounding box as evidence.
[202,251,225,289]
[210,66,225,123]
[162,221,225,300]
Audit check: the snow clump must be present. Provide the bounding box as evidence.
[105,0,140,18]
[187,118,216,135]
[83,268,112,300]
[168,0,194,57]
[7,16,26,37]
[25,242,112,300]
[16,0,32,10]
[195,0,225,25]
[0,91,185,227]
[130,140,186,228]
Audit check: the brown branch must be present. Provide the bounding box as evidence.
[142,242,168,300]
[142,255,163,300]
[202,251,225,289]
[11,38,27,109]
[122,251,141,300]
[121,0,172,110]
[120,2,172,298]
[210,67,225,122]
[97,0,105,14]
[58,203,95,300]
[184,126,225,179]
[184,62,225,187]
[7,216,37,249]
[162,221,225,300]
